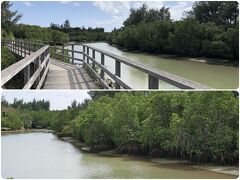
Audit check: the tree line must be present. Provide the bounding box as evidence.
[2,1,238,61]
[50,20,107,42]
[1,91,238,165]
[108,2,239,61]
[1,2,69,43]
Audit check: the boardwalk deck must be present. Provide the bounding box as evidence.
[3,41,98,89]
[43,59,97,89]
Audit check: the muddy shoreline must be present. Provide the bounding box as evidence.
[60,136,239,177]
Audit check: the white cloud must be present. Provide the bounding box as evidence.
[169,1,193,20]
[91,1,194,31]
[93,1,166,16]
[93,1,130,15]
[59,1,71,4]
[23,1,33,6]
[74,2,80,6]
[131,1,164,10]
[89,15,126,31]
[59,1,81,6]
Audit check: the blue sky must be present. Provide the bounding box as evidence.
[2,91,90,110]
[11,1,194,32]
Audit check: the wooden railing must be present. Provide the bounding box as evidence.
[80,44,211,89]
[45,42,210,89]
[2,39,211,89]
[1,39,50,89]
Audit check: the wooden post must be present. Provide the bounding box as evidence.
[100,53,105,79]
[34,56,41,87]
[29,41,31,55]
[20,41,23,57]
[23,65,31,85]
[62,43,64,62]
[71,44,74,64]
[87,47,89,64]
[83,46,86,61]
[17,41,20,56]
[24,40,27,57]
[148,75,159,89]
[14,41,16,53]
[54,44,57,59]
[92,50,95,70]
[115,60,121,89]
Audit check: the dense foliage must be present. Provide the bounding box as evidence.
[1,2,69,43]
[1,46,19,70]
[108,2,239,61]
[13,24,69,43]
[1,91,238,165]
[50,20,107,42]
[2,1,238,61]
[1,1,22,34]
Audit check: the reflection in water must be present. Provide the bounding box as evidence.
[1,132,236,179]
[67,42,238,89]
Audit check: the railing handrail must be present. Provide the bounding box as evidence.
[2,39,211,89]
[1,43,49,86]
[83,44,211,89]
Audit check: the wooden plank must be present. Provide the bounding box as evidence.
[148,75,159,89]
[43,59,98,89]
[92,50,95,69]
[115,60,121,89]
[71,44,74,64]
[62,44,64,61]
[23,65,31,85]
[1,45,49,86]
[36,60,50,89]
[87,47,89,64]
[100,53,105,79]
[23,54,50,89]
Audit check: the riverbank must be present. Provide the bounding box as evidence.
[59,135,239,177]
[3,131,237,179]
[109,43,239,67]
[1,128,54,134]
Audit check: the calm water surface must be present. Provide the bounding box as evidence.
[1,132,237,179]
[67,42,238,89]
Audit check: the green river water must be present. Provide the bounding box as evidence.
[1,132,237,179]
[68,42,238,89]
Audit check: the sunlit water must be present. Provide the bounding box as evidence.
[66,42,238,89]
[1,132,237,179]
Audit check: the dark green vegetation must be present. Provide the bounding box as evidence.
[2,1,239,62]
[50,20,107,42]
[1,91,238,165]
[1,2,106,43]
[1,2,69,43]
[108,2,239,61]
[1,46,24,88]
[1,46,19,70]
[13,24,69,43]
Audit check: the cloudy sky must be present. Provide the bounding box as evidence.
[2,91,90,110]
[11,1,194,32]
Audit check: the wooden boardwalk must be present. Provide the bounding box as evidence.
[2,40,98,89]
[43,59,97,89]
[2,39,211,90]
